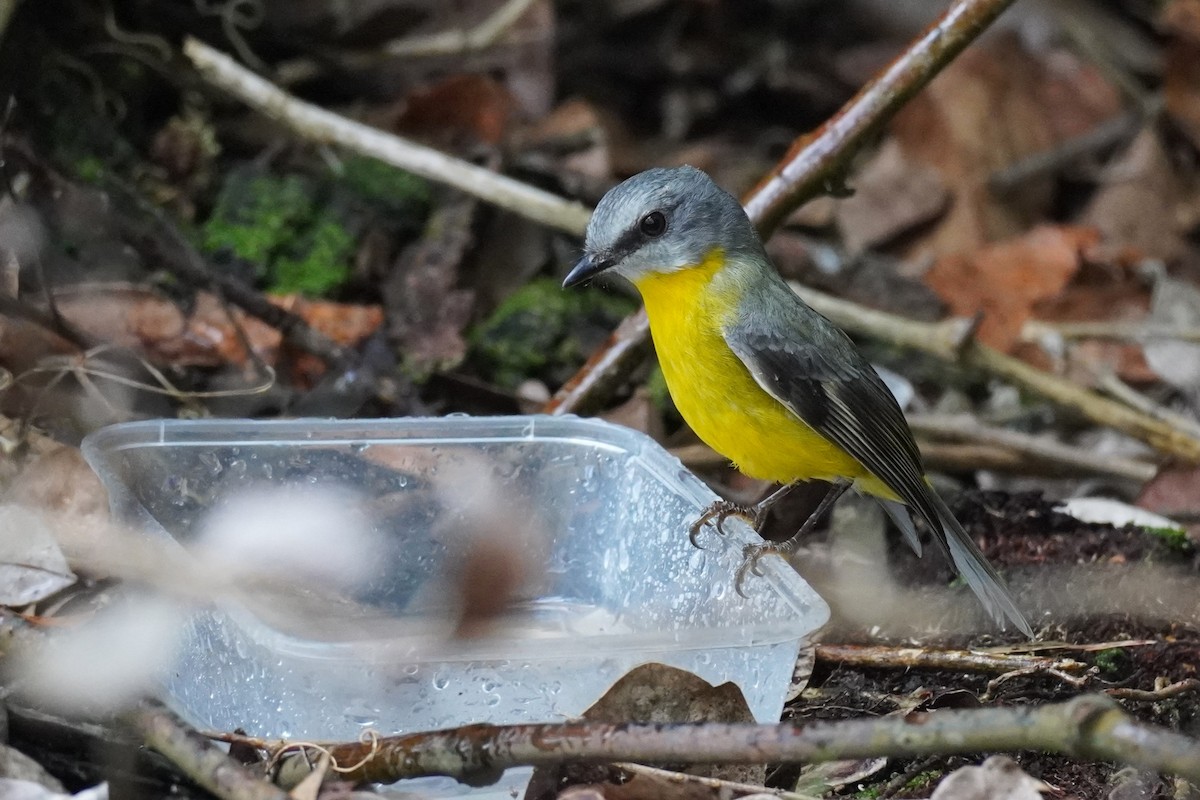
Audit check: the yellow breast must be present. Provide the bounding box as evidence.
[634,252,867,485]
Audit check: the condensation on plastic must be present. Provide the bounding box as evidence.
[83,415,828,795]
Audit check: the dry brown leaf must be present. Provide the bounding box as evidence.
[51,285,382,377]
[4,446,109,526]
[1162,0,1200,40]
[1137,466,1200,541]
[394,73,517,147]
[527,664,763,799]
[270,295,385,346]
[53,286,279,367]
[386,195,477,376]
[519,97,612,181]
[0,314,79,378]
[1025,243,1154,383]
[925,225,1097,352]
[890,33,1120,258]
[1162,0,1200,149]
[1082,129,1192,262]
[835,139,949,254]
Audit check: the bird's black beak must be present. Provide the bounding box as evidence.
[563,253,613,288]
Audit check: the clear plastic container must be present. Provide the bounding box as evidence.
[83,416,828,793]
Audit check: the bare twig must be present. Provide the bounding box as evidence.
[384,0,541,58]
[549,0,1018,415]
[815,643,1088,677]
[273,695,1200,787]
[986,665,1090,697]
[744,0,1017,234]
[544,311,652,414]
[1095,372,1200,441]
[1023,318,1200,345]
[132,700,289,800]
[917,441,1147,481]
[1106,679,1200,703]
[183,38,591,236]
[907,413,1158,482]
[612,761,818,800]
[989,101,1156,193]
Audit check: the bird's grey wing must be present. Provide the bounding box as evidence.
[722,301,941,541]
[723,288,1032,636]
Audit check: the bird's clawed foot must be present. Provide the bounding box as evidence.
[687,500,762,547]
[734,539,800,597]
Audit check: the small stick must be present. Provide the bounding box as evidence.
[744,0,1019,233]
[1106,679,1200,703]
[384,0,541,58]
[183,39,592,236]
[908,413,1158,482]
[612,762,816,800]
[550,0,1019,415]
[815,643,1088,677]
[271,694,1200,787]
[131,700,288,800]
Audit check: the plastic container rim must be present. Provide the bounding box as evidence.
[82,415,830,661]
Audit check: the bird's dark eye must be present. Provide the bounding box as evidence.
[639,211,667,238]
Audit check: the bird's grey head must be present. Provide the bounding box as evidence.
[563,166,761,287]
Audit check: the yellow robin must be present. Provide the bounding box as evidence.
[564,166,1031,636]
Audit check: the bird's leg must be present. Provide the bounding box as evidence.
[735,479,851,597]
[687,483,797,547]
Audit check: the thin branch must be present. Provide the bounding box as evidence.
[1023,318,1200,345]
[384,0,542,58]
[131,701,288,800]
[549,0,1018,415]
[612,762,819,800]
[907,413,1158,482]
[183,38,592,236]
[988,101,1156,193]
[272,695,1200,787]
[815,643,1089,677]
[743,0,1018,235]
[1094,372,1200,441]
[1106,679,1200,703]
[543,311,652,415]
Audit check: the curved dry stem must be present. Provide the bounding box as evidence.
[549,0,1019,416]
[183,38,592,236]
[272,695,1200,788]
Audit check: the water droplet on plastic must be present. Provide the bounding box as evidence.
[199,451,222,475]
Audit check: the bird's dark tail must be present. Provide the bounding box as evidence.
[925,489,1033,637]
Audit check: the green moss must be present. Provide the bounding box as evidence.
[1093,647,1129,678]
[74,156,107,184]
[337,156,430,212]
[1143,525,1193,554]
[200,170,361,296]
[202,172,316,271]
[470,279,636,390]
[905,770,941,791]
[271,217,355,295]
